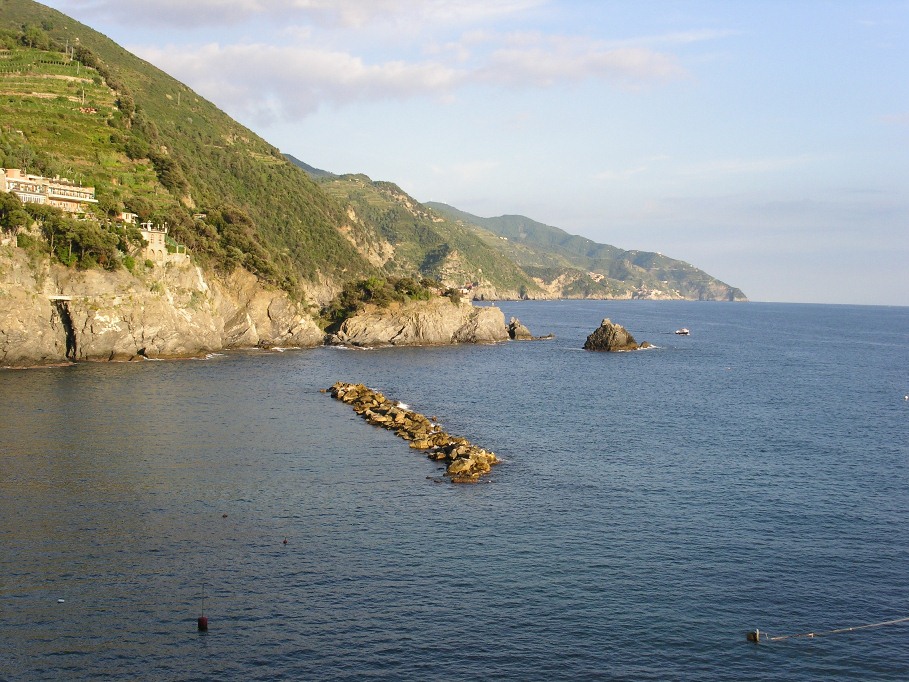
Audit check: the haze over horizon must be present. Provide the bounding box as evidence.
[40,0,909,306]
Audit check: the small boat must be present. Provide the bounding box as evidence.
[675,328,690,335]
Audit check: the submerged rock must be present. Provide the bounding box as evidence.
[328,381,500,483]
[583,318,648,352]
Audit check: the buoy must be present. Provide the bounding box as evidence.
[747,629,760,643]
[197,615,208,632]
[283,537,288,545]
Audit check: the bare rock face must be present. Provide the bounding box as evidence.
[583,317,649,351]
[0,246,323,367]
[507,316,534,340]
[331,298,508,347]
[0,249,67,365]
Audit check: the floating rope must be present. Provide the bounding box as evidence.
[748,616,909,643]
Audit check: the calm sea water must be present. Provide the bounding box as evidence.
[1,301,907,681]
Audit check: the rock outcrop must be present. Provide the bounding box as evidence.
[0,245,323,367]
[330,298,507,347]
[583,318,651,352]
[1,244,522,367]
[506,316,554,341]
[507,316,533,340]
[328,382,500,483]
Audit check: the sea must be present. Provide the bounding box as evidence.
[1,300,907,681]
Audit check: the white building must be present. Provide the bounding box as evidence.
[0,168,98,213]
[139,221,168,263]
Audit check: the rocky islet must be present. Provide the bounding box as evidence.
[583,318,652,352]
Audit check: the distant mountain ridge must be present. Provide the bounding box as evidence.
[425,204,747,301]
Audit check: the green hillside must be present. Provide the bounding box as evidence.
[311,173,540,295]
[1,0,746,304]
[0,0,372,296]
[427,203,747,301]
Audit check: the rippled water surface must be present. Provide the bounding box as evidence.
[2,301,908,680]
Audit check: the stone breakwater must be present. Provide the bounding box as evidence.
[328,382,500,483]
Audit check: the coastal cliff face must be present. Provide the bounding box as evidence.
[331,298,507,347]
[0,245,323,367]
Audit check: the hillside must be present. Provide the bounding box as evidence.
[309,173,541,298]
[1,0,745,306]
[1,0,373,301]
[427,203,747,301]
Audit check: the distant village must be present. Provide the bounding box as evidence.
[0,167,184,264]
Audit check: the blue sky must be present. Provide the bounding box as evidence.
[42,0,909,305]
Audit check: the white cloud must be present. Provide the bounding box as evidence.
[137,29,688,125]
[50,0,547,29]
[880,112,909,126]
[139,42,462,122]
[477,34,686,87]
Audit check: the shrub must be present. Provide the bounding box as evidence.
[321,276,436,326]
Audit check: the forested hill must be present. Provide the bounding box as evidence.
[426,203,748,302]
[1,0,746,303]
[1,0,372,297]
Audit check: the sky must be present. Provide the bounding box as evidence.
[40,0,909,305]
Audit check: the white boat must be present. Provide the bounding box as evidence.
[675,328,690,335]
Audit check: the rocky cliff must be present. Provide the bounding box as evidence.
[0,245,323,367]
[330,298,507,347]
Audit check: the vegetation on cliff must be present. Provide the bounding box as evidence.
[1,3,372,297]
[427,203,748,301]
[320,276,436,328]
[2,0,746,305]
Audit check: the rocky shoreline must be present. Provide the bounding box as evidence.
[2,245,554,368]
[328,382,500,483]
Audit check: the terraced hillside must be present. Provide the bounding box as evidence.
[1,3,373,300]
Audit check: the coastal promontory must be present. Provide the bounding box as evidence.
[329,297,507,347]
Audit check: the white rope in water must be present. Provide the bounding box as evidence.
[749,616,909,643]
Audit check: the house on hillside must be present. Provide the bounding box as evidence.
[120,212,186,265]
[0,168,98,214]
[139,221,168,263]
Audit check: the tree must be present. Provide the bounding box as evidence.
[0,192,29,233]
[20,25,50,50]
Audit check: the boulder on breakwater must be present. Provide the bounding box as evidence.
[583,318,651,352]
[328,381,500,483]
